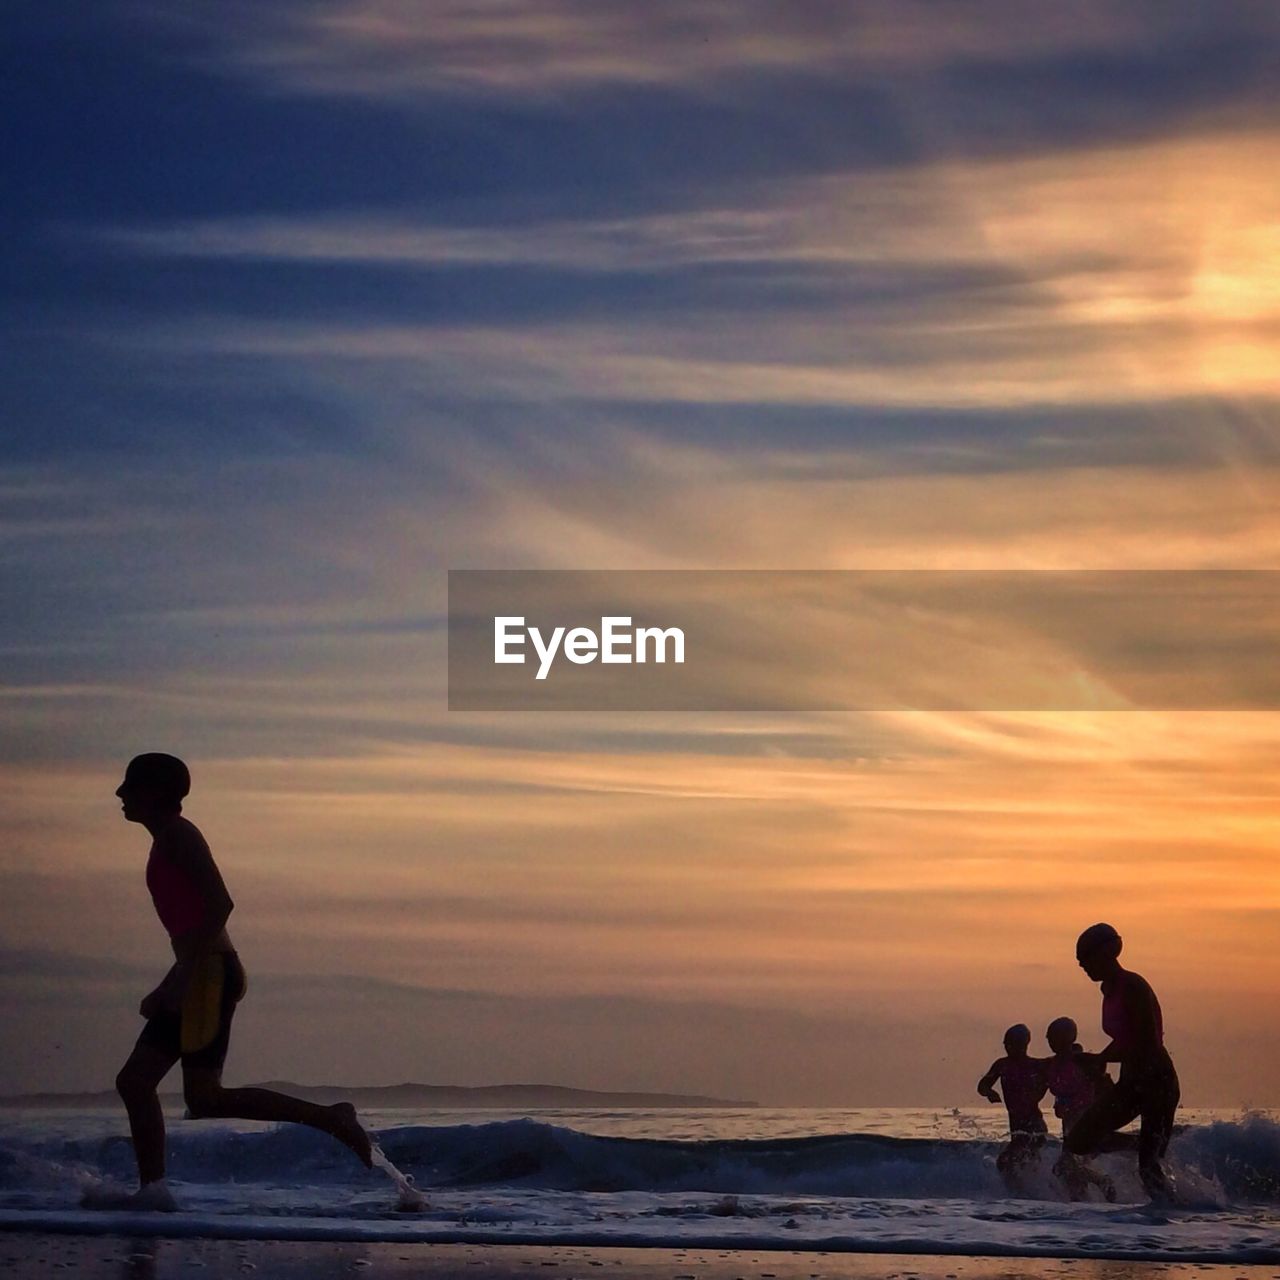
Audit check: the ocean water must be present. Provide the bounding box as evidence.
[1,1106,1278,1263]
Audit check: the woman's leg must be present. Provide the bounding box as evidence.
[1064,1086,1140,1159]
[1137,1067,1180,1196]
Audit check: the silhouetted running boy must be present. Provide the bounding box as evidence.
[113,754,372,1208]
[977,1023,1048,1185]
[1042,1016,1116,1201]
[1063,923,1180,1200]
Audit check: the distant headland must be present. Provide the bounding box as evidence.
[0,1082,758,1109]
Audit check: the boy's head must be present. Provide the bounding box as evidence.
[1002,1023,1031,1057]
[116,753,190,823]
[1046,1016,1077,1054]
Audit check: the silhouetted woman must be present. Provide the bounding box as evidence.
[1063,922,1179,1199]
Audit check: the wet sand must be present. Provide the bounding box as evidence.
[3,1235,1279,1280]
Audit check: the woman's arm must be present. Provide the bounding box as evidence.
[1087,1039,1122,1064]
[1121,974,1162,1063]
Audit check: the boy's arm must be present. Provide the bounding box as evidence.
[1031,1057,1050,1099]
[977,1059,1003,1102]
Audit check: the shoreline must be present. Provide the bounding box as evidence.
[4,1216,1279,1268]
[3,1235,1278,1280]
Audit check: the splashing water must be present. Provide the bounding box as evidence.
[370,1141,427,1211]
[2,1109,1275,1261]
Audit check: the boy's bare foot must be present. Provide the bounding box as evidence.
[128,1180,179,1212]
[330,1101,373,1168]
[82,1178,178,1211]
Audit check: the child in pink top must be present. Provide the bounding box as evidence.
[977,1023,1048,1188]
[1042,1016,1116,1201]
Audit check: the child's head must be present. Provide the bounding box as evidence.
[117,753,190,823]
[1046,1016,1077,1054]
[1002,1023,1031,1057]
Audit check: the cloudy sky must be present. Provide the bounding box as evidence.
[3,1,1280,1105]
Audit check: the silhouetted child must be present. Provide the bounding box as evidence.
[1042,1016,1116,1201]
[112,753,373,1209]
[977,1023,1048,1186]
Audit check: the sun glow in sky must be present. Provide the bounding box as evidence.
[3,1,1280,1105]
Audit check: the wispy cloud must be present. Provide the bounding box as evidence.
[92,127,1280,415]
[186,0,1274,101]
[7,0,1280,1103]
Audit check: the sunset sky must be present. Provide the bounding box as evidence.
[4,2,1280,1105]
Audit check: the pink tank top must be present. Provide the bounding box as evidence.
[1044,1053,1097,1123]
[1101,970,1163,1054]
[146,846,205,939]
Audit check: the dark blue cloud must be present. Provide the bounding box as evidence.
[7,245,1030,327]
[7,1,1279,236]
[5,5,901,229]
[924,30,1280,158]
[0,320,361,462]
[5,2,1280,477]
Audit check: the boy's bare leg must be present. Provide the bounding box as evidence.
[116,1044,178,1187]
[1055,1151,1116,1202]
[183,1069,373,1167]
